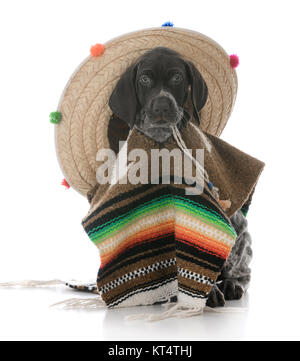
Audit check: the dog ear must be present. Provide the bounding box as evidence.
[185,61,208,124]
[108,63,139,129]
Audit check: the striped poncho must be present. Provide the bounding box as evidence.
[82,122,264,313]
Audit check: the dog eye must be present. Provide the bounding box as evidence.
[171,73,183,84]
[139,74,152,86]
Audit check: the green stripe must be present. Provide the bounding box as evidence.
[89,194,226,238]
[88,195,173,237]
[174,196,236,237]
[88,193,236,245]
[90,201,174,243]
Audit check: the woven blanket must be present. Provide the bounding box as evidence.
[82,122,264,311]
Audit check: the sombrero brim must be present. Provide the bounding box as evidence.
[55,27,238,196]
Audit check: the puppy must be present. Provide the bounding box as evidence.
[108,47,252,307]
[108,46,207,147]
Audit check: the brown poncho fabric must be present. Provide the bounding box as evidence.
[82,122,264,315]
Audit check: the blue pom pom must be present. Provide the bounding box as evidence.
[208,181,214,190]
[161,21,174,27]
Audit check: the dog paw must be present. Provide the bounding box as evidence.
[206,285,225,308]
[219,279,244,300]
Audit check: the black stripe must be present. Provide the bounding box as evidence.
[84,176,215,224]
[84,186,172,233]
[84,183,159,224]
[176,240,225,270]
[97,234,175,282]
[84,185,228,235]
[179,284,208,298]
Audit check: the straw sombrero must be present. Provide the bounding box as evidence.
[53,26,238,196]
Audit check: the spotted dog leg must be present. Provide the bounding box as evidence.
[206,210,252,307]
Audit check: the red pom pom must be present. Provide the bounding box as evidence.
[229,54,239,68]
[61,178,70,189]
[90,43,104,57]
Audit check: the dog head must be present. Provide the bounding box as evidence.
[109,47,208,143]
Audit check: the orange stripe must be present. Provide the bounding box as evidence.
[100,220,175,267]
[175,225,231,258]
[176,227,230,257]
[100,222,231,267]
[176,224,231,251]
[178,238,227,260]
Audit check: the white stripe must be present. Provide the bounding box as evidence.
[178,267,214,286]
[100,258,176,293]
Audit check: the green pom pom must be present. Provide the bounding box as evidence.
[49,111,62,124]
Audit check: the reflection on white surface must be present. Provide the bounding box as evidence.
[0,286,255,341]
[101,294,249,341]
[0,279,299,340]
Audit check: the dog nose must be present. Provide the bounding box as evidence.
[151,96,171,115]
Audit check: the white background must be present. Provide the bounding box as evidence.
[0,0,299,341]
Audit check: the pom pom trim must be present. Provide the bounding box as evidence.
[229,54,239,69]
[61,178,70,189]
[49,111,62,124]
[90,43,104,57]
[161,21,174,27]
